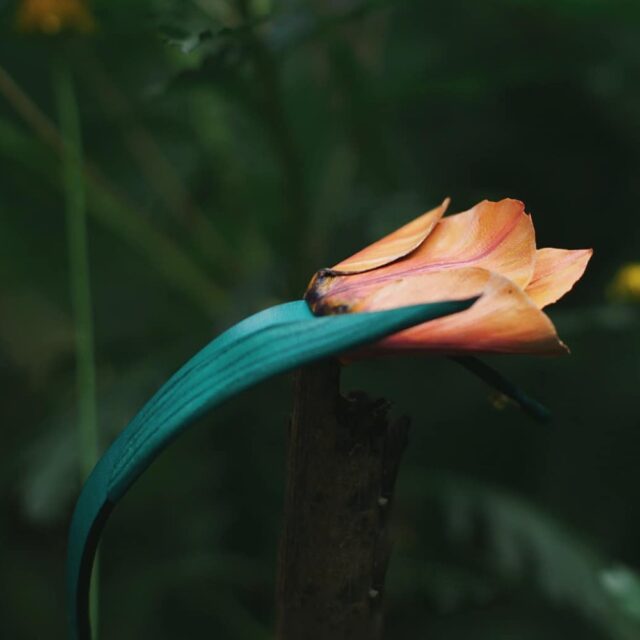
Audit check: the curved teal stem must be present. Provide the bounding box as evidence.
[66,297,475,639]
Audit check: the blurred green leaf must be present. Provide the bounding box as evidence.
[405,472,640,640]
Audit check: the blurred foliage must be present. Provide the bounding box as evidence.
[1,0,639,638]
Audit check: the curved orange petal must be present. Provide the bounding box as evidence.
[404,198,537,289]
[330,198,449,274]
[353,268,566,356]
[307,199,537,313]
[526,248,593,309]
[350,267,490,312]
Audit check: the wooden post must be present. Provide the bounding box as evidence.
[276,358,409,640]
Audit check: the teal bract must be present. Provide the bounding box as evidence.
[66,298,475,639]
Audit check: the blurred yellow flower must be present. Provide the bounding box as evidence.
[488,391,511,411]
[16,0,95,35]
[609,263,640,301]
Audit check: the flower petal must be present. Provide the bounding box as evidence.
[330,198,449,273]
[307,199,537,313]
[352,268,567,356]
[526,248,593,308]
[350,267,490,312]
[406,198,537,289]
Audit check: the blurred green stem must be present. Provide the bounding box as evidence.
[451,356,551,423]
[53,57,100,637]
[237,0,311,289]
[84,55,238,274]
[0,63,226,318]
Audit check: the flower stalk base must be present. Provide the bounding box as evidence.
[277,359,409,640]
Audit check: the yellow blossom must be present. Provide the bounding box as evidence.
[16,0,95,35]
[489,391,511,411]
[609,263,640,302]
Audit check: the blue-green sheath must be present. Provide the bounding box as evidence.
[67,298,475,639]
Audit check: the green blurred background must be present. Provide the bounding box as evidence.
[1,0,639,638]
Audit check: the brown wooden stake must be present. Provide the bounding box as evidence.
[276,358,409,640]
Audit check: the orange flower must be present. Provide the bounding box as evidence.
[305,198,592,355]
[16,0,95,35]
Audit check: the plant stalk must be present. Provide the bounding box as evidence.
[53,57,100,637]
[277,359,408,639]
[237,0,311,288]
